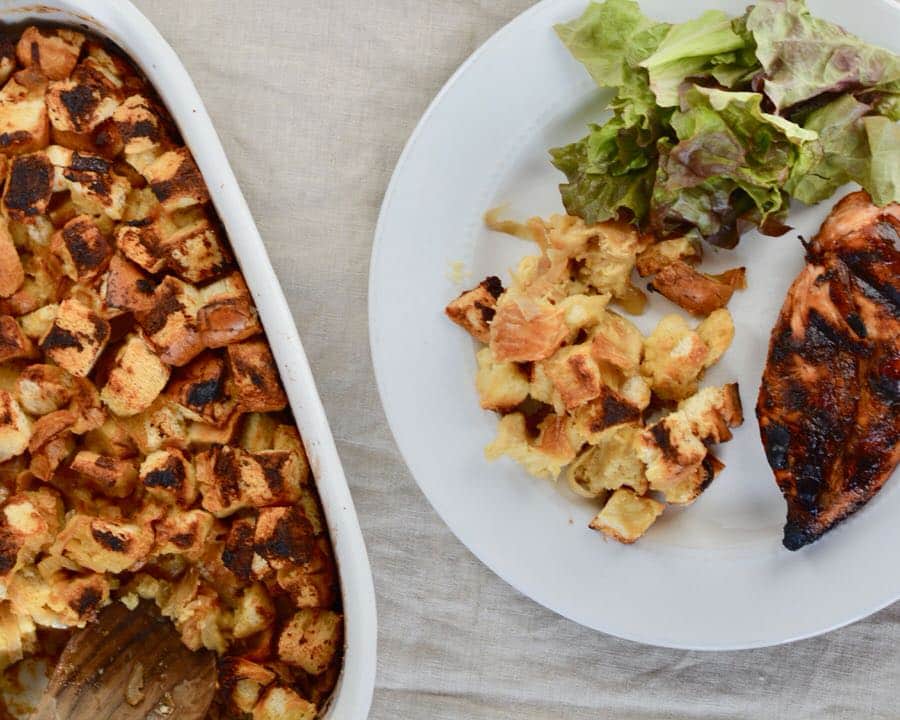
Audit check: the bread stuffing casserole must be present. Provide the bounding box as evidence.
[0,25,341,720]
[447,213,745,542]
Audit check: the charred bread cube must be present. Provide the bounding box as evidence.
[274,537,337,609]
[277,608,342,675]
[168,352,235,426]
[0,488,63,581]
[253,506,316,572]
[445,276,503,343]
[226,340,287,413]
[16,27,84,81]
[15,363,73,415]
[0,223,24,298]
[110,95,166,172]
[221,514,256,585]
[0,71,49,156]
[135,276,204,366]
[69,451,138,499]
[101,254,157,314]
[40,297,111,377]
[198,273,262,348]
[544,343,604,410]
[0,390,32,463]
[49,215,113,281]
[589,487,664,543]
[252,686,317,720]
[570,386,644,444]
[3,152,55,221]
[154,508,215,559]
[196,446,304,517]
[46,146,130,220]
[140,448,196,507]
[489,293,568,363]
[142,148,209,212]
[100,333,170,417]
[164,212,232,284]
[46,71,120,137]
[0,315,36,362]
[115,221,167,274]
[51,514,154,574]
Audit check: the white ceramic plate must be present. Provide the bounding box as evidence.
[370,0,900,650]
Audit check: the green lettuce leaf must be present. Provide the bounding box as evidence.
[639,10,754,106]
[863,116,900,205]
[747,0,900,112]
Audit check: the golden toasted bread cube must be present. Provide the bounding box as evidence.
[0,315,36,362]
[80,43,128,90]
[474,346,529,413]
[635,236,702,277]
[165,215,231,284]
[49,215,113,281]
[445,276,503,343]
[640,314,710,401]
[15,363,73,416]
[46,146,130,220]
[111,95,166,171]
[154,508,214,560]
[168,352,235,426]
[171,586,227,653]
[679,383,743,441]
[0,602,37,671]
[589,488,664,543]
[196,446,303,517]
[239,413,279,452]
[485,412,579,480]
[568,424,647,498]
[135,276,204,366]
[3,153,55,222]
[99,334,170,418]
[274,537,337,609]
[591,311,643,375]
[116,397,187,454]
[558,294,612,335]
[221,658,276,713]
[39,297,110,377]
[26,409,75,480]
[277,608,342,675]
[198,273,262,349]
[696,308,735,368]
[18,304,58,340]
[186,410,242,447]
[0,72,49,157]
[82,417,136,459]
[16,27,84,80]
[0,222,23,298]
[51,514,154,574]
[489,293,567,363]
[114,222,167,274]
[101,254,157,315]
[69,451,138,499]
[0,390,32,463]
[1,258,58,318]
[143,148,209,212]
[252,686,317,720]
[544,343,604,410]
[140,448,196,507]
[226,340,287,413]
[0,488,63,580]
[233,583,276,639]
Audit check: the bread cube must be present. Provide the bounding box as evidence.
[0,315,36,362]
[568,424,647,498]
[0,222,23,298]
[154,508,214,559]
[591,311,643,374]
[635,236,702,277]
[641,314,710,401]
[3,152,55,221]
[544,343,603,410]
[69,451,137,498]
[143,148,209,212]
[110,95,166,171]
[0,602,37,671]
[445,276,503,343]
[0,71,49,157]
[47,146,130,220]
[252,686,317,720]
[135,276,204,366]
[239,413,279,452]
[589,488,664,543]
[168,352,235,426]
[26,408,75,480]
[226,340,287,413]
[0,390,32,463]
[49,215,113,281]
[15,363,73,415]
[16,27,84,80]
[485,412,579,481]
[649,261,746,316]
[18,304,58,340]
[221,514,256,583]
[0,38,15,87]
[115,221,167,273]
[51,514,154,573]
[196,446,303,517]
[489,293,567,363]
[39,297,110,377]
[0,488,63,580]
[219,657,275,713]
[165,214,232,283]
[101,254,157,314]
[570,386,643,444]
[198,273,262,348]
[116,397,187,454]
[696,308,735,368]
[46,73,120,135]
[277,608,342,675]
[474,346,529,413]
[233,582,275,639]
[254,506,316,569]
[100,333,170,417]
[274,537,337,609]
[139,448,196,507]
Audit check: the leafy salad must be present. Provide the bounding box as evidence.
[551,0,900,246]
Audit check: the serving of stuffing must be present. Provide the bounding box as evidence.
[446,212,745,543]
[0,25,341,719]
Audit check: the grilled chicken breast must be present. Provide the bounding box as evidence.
[757,191,900,550]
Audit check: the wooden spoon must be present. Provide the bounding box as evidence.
[32,601,217,720]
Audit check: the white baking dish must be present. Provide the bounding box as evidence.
[0,1,377,717]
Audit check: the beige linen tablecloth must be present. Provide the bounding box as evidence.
[132,1,900,717]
